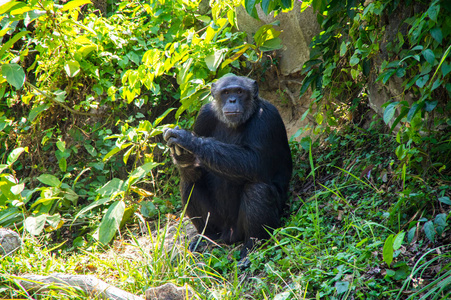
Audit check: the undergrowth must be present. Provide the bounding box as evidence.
[1,119,450,299]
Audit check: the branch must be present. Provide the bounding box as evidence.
[25,81,104,117]
[13,274,144,300]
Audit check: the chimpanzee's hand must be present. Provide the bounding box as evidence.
[163,126,197,166]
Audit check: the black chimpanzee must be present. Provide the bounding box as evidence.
[163,75,292,264]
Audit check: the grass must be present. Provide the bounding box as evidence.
[1,122,450,299]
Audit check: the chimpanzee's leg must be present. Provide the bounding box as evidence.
[236,183,282,260]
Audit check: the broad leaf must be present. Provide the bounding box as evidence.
[98,200,125,245]
[335,281,349,294]
[424,220,435,242]
[24,214,47,236]
[61,0,91,11]
[7,147,27,165]
[37,174,61,187]
[1,63,25,89]
[393,231,405,250]
[64,60,80,77]
[383,234,394,267]
[383,102,399,124]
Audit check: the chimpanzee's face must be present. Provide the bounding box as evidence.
[211,76,258,127]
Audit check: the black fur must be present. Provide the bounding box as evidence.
[164,75,292,261]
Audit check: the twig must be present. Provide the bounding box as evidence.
[25,81,103,117]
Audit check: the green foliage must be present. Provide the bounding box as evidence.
[0,0,286,247]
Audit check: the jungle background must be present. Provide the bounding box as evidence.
[0,0,450,299]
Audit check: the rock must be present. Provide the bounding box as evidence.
[145,283,195,300]
[0,228,21,256]
[236,2,321,75]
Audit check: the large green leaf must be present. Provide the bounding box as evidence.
[6,147,27,165]
[383,234,394,267]
[335,281,349,294]
[64,60,80,77]
[424,220,435,242]
[98,200,125,245]
[0,31,30,61]
[24,214,47,236]
[61,0,91,11]
[383,102,399,124]
[1,63,25,89]
[28,103,51,123]
[37,174,61,187]
[96,178,125,197]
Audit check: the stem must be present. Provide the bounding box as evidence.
[25,81,103,117]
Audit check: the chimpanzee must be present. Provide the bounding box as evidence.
[163,75,292,264]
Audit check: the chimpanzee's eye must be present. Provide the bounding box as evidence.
[237,90,242,94]
[224,91,229,95]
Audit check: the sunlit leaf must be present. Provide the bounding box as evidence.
[7,147,27,165]
[61,0,91,11]
[1,63,25,89]
[98,200,125,245]
[24,214,47,235]
[64,60,80,77]
[37,174,61,187]
[383,234,394,267]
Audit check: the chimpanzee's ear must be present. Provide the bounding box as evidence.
[211,81,217,98]
[252,79,259,99]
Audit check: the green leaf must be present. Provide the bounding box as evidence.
[423,220,435,242]
[28,103,50,122]
[73,197,110,222]
[261,0,271,14]
[406,103,422,123]
[281,0,292,9]
[1,63,26,89]
[0,1,21,15]
[260,38,283,52]
[434,213,447,236]
[407,226,416,243]
[383,102,399,124]
[58,157,67,172]
[340,41,347,56]
[244,0,258,16]
[422,49,435,64]
[7,147,27,165]
[335,281,349,294]
[300,136,311,150]
[140,201,157,218]
[84,144,97,157]
[205,50,225,72]
[37,174,61,187]
[430,27,442,43]
[24,214,47,236]
[126,162,160,187]
[425,100,438,112]
[349,54,360,66]
[427,2,440,22]
[56,141,66,152]
[438,196,451,205]
[273,292,290,300]
[393,231,405,250]
[416,74,429,88]
[152,108,175,127]
[61,0,91,11]
[441,62,451,76]
[64,60,80,77]
[383,234,394,267]
[98,200,125,245]
[96,178,126,197]
[396,68,406,78]
[0,31,30,60]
